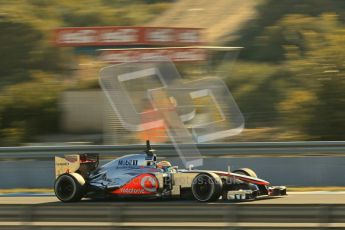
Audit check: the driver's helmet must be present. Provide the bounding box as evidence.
[157,161,172,172]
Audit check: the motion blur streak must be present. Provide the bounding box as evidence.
[1,200,345,229]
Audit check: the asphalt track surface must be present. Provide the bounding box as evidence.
[1,193,345,204]
[2,194,345,229]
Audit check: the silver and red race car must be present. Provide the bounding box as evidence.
[54,141,286,202]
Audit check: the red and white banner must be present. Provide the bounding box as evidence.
[99,47,207,63]
[54,26,203,46]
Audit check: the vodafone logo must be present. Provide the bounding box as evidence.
[119,188,145,194]
[140,175,158,192]
[58,29,97,44]
[112,173,158,195]
[178,31,199,43]
[171,49,206,61]
[100,52,132,63]
[55,27,202,46]
[66,156,78,163]
[146,29,174,43]
[99,48,207,64]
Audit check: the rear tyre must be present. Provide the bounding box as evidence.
[191,173,222,202]
[54,173,85,202]
[233,168,258,178]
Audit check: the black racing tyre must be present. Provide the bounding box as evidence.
[54,173,85,202]
[233,168,258,178]
[191,173,223,202]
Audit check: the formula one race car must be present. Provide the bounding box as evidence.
[54,141,286,202]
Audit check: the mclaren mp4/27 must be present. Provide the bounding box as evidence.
[54,141,286,202]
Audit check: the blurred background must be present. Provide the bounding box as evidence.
[0,0,345,146]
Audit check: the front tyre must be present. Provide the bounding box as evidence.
[233,168,258,178]
[191,173,222,202]
[54,173,85,202]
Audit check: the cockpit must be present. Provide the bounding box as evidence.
[145,154,157,167]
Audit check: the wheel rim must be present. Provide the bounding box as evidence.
[57,177,75,200]
[192,174,214,201]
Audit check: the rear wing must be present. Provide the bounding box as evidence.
[55,153,99,178]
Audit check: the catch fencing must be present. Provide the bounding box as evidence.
[1,141,345,188]
[1,141,345,159]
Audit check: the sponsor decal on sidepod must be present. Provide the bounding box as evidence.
[112,174,158,195]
